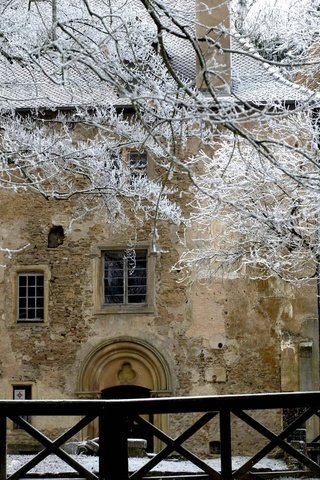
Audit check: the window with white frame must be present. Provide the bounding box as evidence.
[103,250,147,305]
[17,272,44,322]
[13,385,32,428]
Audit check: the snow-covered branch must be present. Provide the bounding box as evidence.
[0,0,320,283]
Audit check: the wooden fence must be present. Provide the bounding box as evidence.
[1,391,320,479]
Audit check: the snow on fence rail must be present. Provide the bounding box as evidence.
[1,392,320,479]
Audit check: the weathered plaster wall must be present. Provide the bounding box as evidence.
[0,188,318,454]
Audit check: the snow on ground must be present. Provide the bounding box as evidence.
[7,454,289,475]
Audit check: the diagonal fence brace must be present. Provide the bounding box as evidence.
[130,412,220,480]
[7,414,98,480]
[232,407,320,477]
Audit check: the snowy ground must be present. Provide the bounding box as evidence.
[7,454,290,475]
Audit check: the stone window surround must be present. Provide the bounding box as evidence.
[11,265,51,324]
[92,243,156,315]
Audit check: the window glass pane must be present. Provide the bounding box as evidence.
[37,297,44,308]
[128,288,147,303]
[104,253,124,303]
[19,298,26,309]
[103,250,147,305]
[19,276,27,286]
[127,251,147,303]
[18,273,44,321]
[19,283,27,296]
[28,287,36,298]
[35,308,44,319]
[36,285,44,296]
[28,298,35,309]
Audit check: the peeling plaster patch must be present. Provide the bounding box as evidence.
[205,366,227,383]
[281,302,294,319]
[51,214,69,226]
[169,224,180,244]
[268,276,295,298]
[280,332,295,351]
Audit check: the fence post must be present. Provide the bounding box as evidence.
[220,408,232,479]
[99,403,129,480]
[0,416,6,480]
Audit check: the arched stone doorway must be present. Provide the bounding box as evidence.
[77,337,172,451]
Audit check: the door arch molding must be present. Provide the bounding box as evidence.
[77,336,172,397]
[76,337,172,451]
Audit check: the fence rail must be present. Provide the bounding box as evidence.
[1,391,320,479]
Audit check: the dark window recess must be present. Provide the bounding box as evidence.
[48,225,64,248]
[13,385,32,428]
[104,152,122,186]
[104,250,147,305]
[18,273,44,321]
[129,152,147,182]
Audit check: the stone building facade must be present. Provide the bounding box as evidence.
[0,0,319,457]
[0,176,318,454]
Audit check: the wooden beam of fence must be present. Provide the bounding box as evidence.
[1,392,320,416]
[220,409,232,479]
[99,406,129,480]
[130,412,220,480]
[233,408,320,476]
[7,414,99,480]
[233,406,319,477]
[2,392,320,480]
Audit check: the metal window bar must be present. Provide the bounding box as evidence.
[104,251,147,304]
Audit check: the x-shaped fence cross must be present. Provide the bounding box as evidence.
[232,406,320,478]
[128,407,320,480]
[7,413,98,480]
[129,411,221,480]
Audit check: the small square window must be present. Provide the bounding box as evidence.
[104,250,147,305]
[17,273,45,322]
[13,385,32,429]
